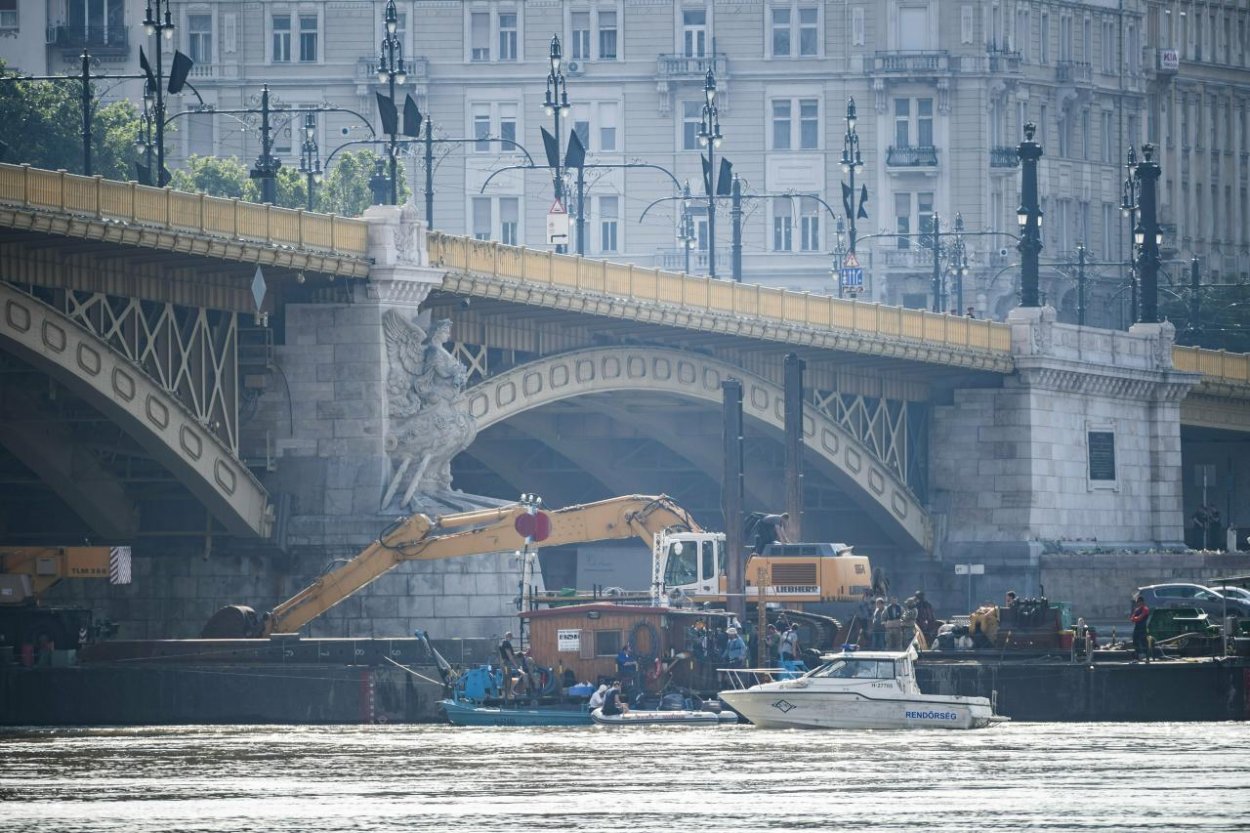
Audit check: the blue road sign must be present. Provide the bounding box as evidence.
[840,267,864,288]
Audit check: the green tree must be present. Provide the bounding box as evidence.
[318,149,407,217]
[0,62,142,179]
[273,165,309,211]
[169,155,257,200]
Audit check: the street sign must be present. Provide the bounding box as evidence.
[840,267,864,288]
[546,199,569,246]
[842,250,861,269]
[954,564,985,575]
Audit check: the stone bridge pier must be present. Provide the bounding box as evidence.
[926,307,1198,602]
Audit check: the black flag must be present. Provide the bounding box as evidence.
[716,158,733,196]
[701,153,712,196]
[564,129,586,170]
[167,50,193,94]
[135,162,152,186]
[842,181,853,218]
[540,127,560,170]
[139,47,156,92]
[375,92,398,136]
[402,94,423,138]
[857,184,870,220]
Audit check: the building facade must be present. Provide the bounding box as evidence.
[4,0,1249,327]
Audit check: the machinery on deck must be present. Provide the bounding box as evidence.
[0,546,130,650]
[204,494,872,639]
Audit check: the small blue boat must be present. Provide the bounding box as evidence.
[440,697,592,726]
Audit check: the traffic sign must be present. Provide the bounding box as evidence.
[548,199,567,215]
[842,250,861,269]
[546,199,569,246]
[840,267,864,288]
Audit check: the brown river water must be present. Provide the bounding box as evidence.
[1,723,1248,832]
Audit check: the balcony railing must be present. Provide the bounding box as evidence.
[657,53,728,79]
[1056,60,1092,84]
[50,25,128,51]
[357,56,430,83]
[990,146,1019,168]
[658,248,721,274]
[987,51,1023,73]
[886,145,938,167]
[872,51,949,74]
[882,248,933,269]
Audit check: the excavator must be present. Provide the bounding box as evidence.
[204,494,872,639]
[0,546,130,650]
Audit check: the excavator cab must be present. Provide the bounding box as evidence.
[658,532,724,603]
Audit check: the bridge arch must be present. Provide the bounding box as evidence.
[0,283,271,538]
[465,347,932,551]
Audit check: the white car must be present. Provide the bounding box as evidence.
[1207,585,1250,605]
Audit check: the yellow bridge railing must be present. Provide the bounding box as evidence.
[1173,345,1250,388]
[0,163,369,258]
[429,233,1014,355]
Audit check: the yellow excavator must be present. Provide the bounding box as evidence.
[204,494,872,639]
[0,546,130,649]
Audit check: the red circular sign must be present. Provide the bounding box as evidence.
[514,512,551,542]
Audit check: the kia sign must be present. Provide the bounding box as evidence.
[1158,49,1179,72]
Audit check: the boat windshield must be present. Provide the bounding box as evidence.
[810,658,896,680]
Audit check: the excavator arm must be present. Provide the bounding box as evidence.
[218,495,700,638]
[0,546,128,604]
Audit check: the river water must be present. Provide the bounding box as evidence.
[1,723,1247,832]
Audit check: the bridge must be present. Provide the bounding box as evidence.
[2,164,1249,636]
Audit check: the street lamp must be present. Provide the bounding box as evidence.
[697,68,723,278]
[142,0,175,185]
[377,0,407,205]
[543,34,572,252]
[135,84,156,183]
[1016,122,1044,308]
[831,217,848,298]
[840,98,864,252]
[298,113,322,212]
[677,180,696,275]
[369,158,389,206]
[1135,142,1163,324]
[1121,145,1140,323]
[952,212,969,314]
[247,85,280,205]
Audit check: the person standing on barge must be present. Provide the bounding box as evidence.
[1130,594,1151,661]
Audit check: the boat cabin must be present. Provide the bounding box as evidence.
[520,603,736,695]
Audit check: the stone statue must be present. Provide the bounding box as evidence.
[380,310,478,510]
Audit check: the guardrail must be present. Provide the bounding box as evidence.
[429,233,1013,355]
[0,164,369,257]
[1173,346,1250,388]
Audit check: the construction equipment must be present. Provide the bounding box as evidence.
[205,494,872,638]
[0,546,130,650]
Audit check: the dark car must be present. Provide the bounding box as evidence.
[1136,583,1250,619]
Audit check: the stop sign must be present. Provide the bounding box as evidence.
[514,511,551,542]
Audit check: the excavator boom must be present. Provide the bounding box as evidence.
[0,546,122,604]
[248,495,699,637]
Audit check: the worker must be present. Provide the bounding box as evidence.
[616,643,639,691]
[764,624,780,665]
[588,683,609,709]
[724,627,748,668]
[498,630,522,698]
[779,623,800,666]
[869,597,887,649]
[1130,594,1151,661]
[913,590,938,643]
[752,512,790,553]
[883,596,904,650]
[600,680,629,716]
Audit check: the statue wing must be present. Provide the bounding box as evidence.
[383,310,427,414]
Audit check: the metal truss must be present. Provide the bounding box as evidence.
[811,389,928,501]
[59,290,239,452]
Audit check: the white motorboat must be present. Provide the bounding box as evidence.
[718,647,1008,730]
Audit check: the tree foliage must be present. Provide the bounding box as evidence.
[0,63,142,180]
[318,149,407,217]
[170,155,256,200]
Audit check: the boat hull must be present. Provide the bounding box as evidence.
[590,707,739,727]
[440,699,591,727]
[718,689,1001,730]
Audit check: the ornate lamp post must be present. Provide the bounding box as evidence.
[1120,145,1141,323]
[697,68,723,278]
[952,212,969,314]
[1134,143,1163,324]
[543,34,572,252]
[134,84,156,183]
[1016,122,1044,308]
[247,85,281,204]
[677,180,696,275]
[298,113,322,212]
[840,98,863,253]
[142,0,175,186]
[377,0,407,205]
[831,217,848,298]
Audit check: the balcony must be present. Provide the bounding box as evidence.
[990,146,1019,168]
[1056,60,1092,84]
[356,56,430,83]
[882,248,932,269]
[50,25,128,53]
[886,145,938,168]
[657,248,721,274]
[657,53,727,80]
[987,50,1023,74]
[872,51,950,76]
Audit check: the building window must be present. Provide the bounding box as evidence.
[299,14,317,62]
[917,192,934,247]
[499,104,517,149]
[473,106,491,152]
[1081,109,1090,161]
[498,12,518,61]
[771,7,791,56]
[594,630,622,656]
[187,14,212,64]
[597,101,618,152]
[470,12,490,61]
[599,195,619,253]
[571,11,591,59]
[0,0,16,29]
[799,196,820,251]
[471,102,520,153]
[917,99,933,146]
[272,14,291,63]
[1040,11,1049,64]
[683,8,707,58]
[772,98,819,150]
[894,192,911,249]
[472,198,492,240]
[1102,203,1115,261]
[1015,9,1029,60]
[572,104,591,151]
[1100,111,1113,163]
[851,7,864,46]
[798,7,818,55]
[772,200,793,251]
[500,198,519,245]
[961,6,974,45]
[682,101,701,150]
[598,10,618,59]
[1100,19,1115,73]
[895,99,910,146]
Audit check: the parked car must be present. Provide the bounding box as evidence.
[1135,584,1250,619]
[1207,585,1250,605]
